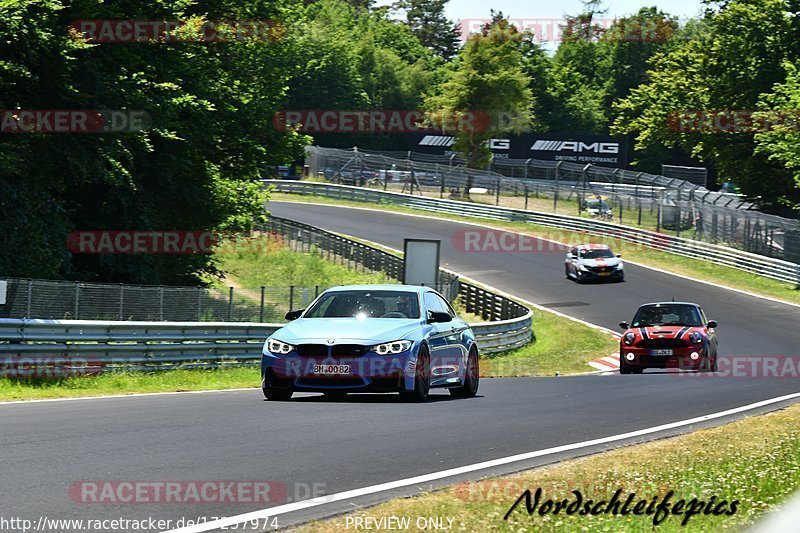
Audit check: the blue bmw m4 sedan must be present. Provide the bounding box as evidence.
[261,285,479,402]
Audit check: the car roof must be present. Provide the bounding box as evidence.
[638,302,700,308]
[322,284,433,294]
[575,244,611,250]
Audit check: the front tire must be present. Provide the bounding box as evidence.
[262,388,293,401]
[450,348,479,398]
[699,353,718,373]
[399,346,430,402]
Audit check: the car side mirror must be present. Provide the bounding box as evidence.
[707,320,717,329]
[619,321,629,330]
[616,254,622,258]
[284,309,305,321]
[428,311,452,324]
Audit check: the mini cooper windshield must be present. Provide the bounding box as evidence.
[304,290,421,319]
[632,304,704,327]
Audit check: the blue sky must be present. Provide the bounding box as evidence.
[377,0,706,23]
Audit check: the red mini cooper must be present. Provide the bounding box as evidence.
[618,302,718,374]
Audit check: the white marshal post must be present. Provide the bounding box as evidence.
[403,239,440,289]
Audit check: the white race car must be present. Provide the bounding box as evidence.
[565,244,625,283]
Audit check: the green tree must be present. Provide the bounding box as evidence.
[392,0,461,61]
[426,15,532,194]
[753,62,800,212]
[0,0,306,284]
[613,0,799,210]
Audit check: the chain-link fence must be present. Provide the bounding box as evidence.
[304,146,800,263]
[0,278,328,322]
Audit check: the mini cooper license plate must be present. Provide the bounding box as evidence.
[313,364,350,375]
[650,349,673,356]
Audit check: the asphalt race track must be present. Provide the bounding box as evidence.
[3,201,800,532]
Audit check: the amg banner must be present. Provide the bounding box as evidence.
[406,133,629,168]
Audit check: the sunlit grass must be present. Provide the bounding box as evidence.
[0,367,259,401]
[296,402,800,532]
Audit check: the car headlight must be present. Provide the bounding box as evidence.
[690,331,704,344]
[577,263,588,271]
[267,338,294,355]
[373,340,413,355]
[615,263,624,269]
[623,332,636,345]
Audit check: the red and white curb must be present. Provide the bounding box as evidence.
[588,353,620,374]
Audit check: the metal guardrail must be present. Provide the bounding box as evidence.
[0,308,531,375]
[267,180,800,287]
[0,319,280,374]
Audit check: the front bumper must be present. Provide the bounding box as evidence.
[578,268,624,281]
[262,352,417,392]
[619,345,709,370]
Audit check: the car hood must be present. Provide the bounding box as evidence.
[271,318,423,344]
[631,325,704,340]
[578,257,621,267]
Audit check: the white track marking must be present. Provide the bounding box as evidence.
[282,200,800,309]
[162,391,800,533]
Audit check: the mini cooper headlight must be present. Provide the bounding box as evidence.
[373,340,413,355]
[267,338,294,355]
[690,331,704,344]
[623,332,636,345]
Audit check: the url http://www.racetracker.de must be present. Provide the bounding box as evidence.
[0,516,280,532]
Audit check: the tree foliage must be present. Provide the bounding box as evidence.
[392,0,461,61]
[0,0,305,283]
[612,0,800,211]
[425,15,532,191]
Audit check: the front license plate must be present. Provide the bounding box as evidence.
[650,349,673,356]
[313,364,350,375]
[598,272,611,276]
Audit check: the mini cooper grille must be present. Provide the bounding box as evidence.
[639,338,689,349]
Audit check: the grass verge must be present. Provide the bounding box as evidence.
[0,367,259,401]
[210,234,392,288]
[294,402,800,532]
[270,192,800,305]
[481,309,616,377]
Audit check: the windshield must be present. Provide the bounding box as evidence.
[304,290,421,319]
[632,305,703,327]
[579,249,615,259]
